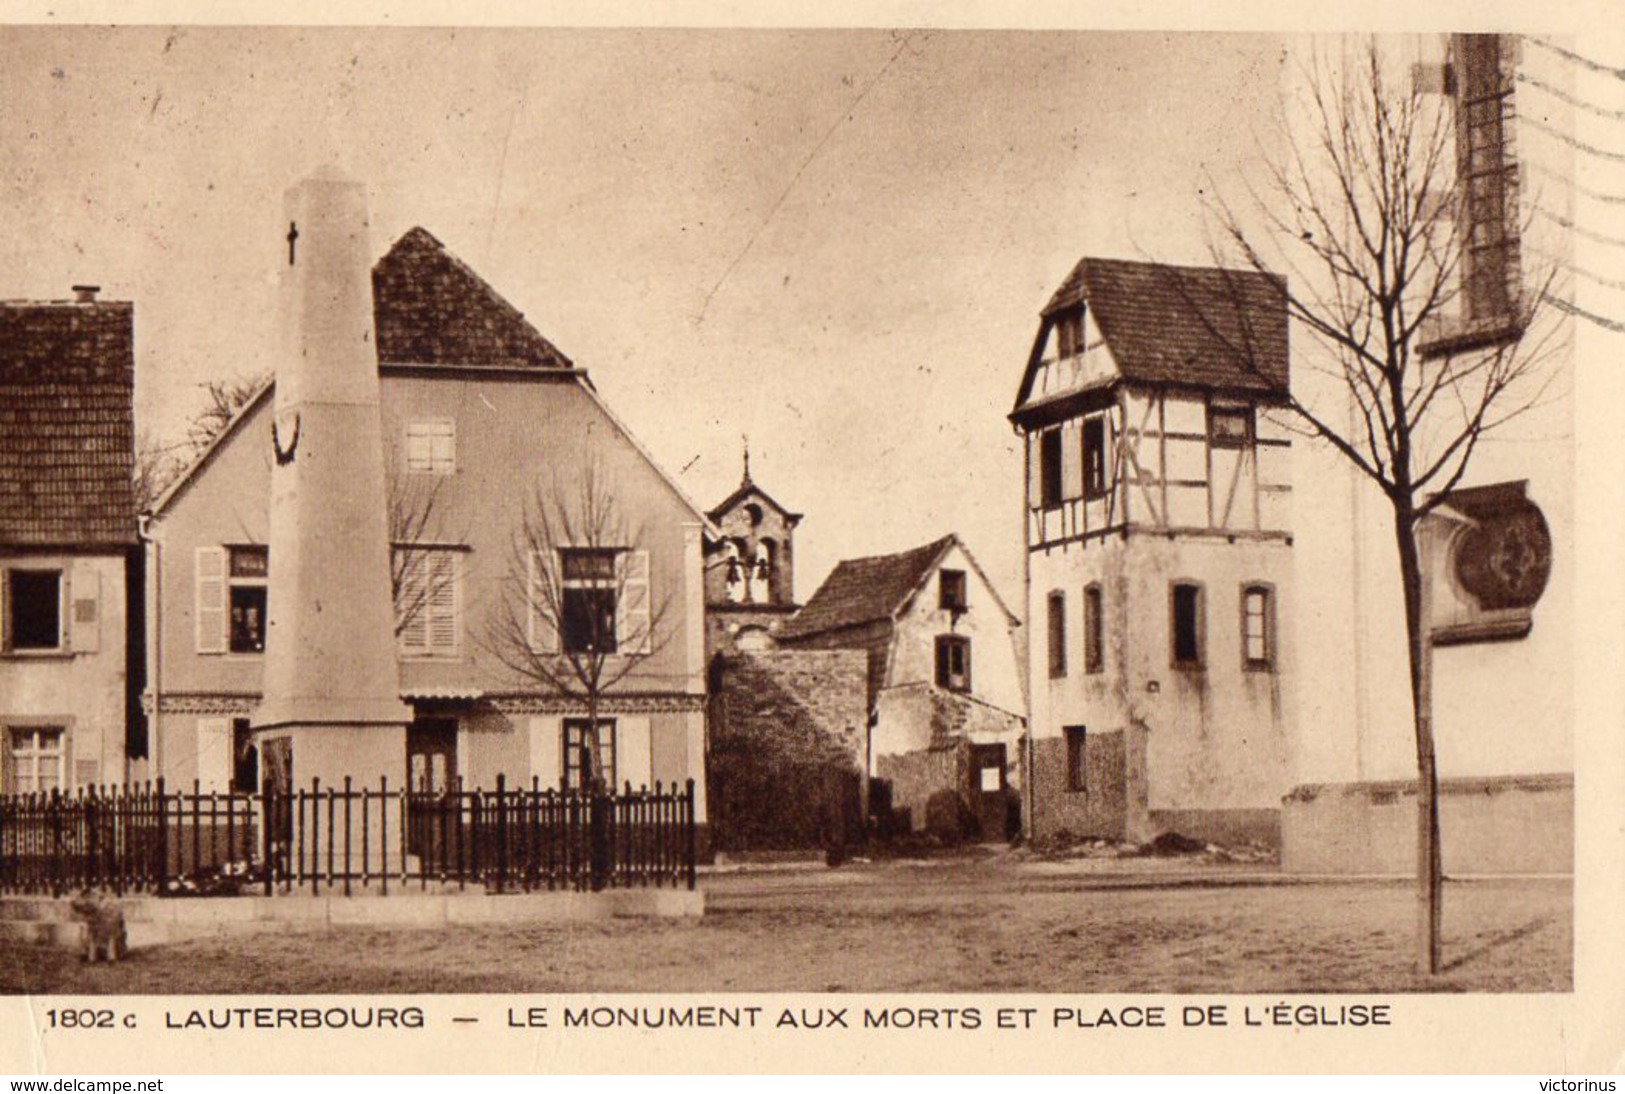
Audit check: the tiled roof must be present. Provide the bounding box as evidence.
[372,227,572,369]
[778,536,957,641]
[0,301,137,547]
[1042,257,1289,394]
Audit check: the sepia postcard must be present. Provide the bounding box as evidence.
[0,0,1621,1075]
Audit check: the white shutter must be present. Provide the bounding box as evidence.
[70,563,100,654]
[618,716,652,791]
[1026,433,1041,506]
[527,551,556,652]
[618,549,651,654]
[427,551,459,653]
[1061,420,1082,501]
[528,716,561,788]
[398,550,428,654]
[195,547,227,654]
[196,717,231,793]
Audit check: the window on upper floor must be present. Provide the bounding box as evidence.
[935,635,972,693]
[1047,591,1067,678]
[1083,416,1107,499]
[1209,405,1254,449]
[396,547,461,658]
[1054,309,1084,359]
[1083,583,1104,675]
[228,546,269,655]
[4,569,63,653]
[939,569,967,613]
[560,548,619,655]
[1039,428,1063,509]
[406,420,456,474]
[1242,584,1276,671]
[1171,582,1204,668]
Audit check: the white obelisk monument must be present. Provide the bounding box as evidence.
[253,169,412,860]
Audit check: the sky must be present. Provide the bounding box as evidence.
[0,27,1287,601]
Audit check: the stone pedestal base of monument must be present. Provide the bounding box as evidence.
[253,717,409,881]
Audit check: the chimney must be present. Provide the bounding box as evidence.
[72,285,100,304]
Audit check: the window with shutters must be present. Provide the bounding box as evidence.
[405,420,456,474]
[7,726,65,794]
[4,569,63,653]
[228,546,269,654]
[396,548,461,657]
[561,548,618,655]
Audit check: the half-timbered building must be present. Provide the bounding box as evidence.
[1010,258,1293,847]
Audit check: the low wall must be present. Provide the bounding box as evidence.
[1149,808,1281,849]
[1,888,704,950]
[1282,773,1573,875]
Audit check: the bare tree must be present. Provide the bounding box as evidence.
[484,460,674,793]
[1194,39,1564,972]
[134,372,271,510]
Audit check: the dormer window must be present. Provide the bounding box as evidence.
[1054,309,1084,359]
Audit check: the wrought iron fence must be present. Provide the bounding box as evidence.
[0,776,697,898]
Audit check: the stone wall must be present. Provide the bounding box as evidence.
[706,650,868,852]
[1282,773,1573,875]
[875,743,965,833]
[1027,724,1147,843]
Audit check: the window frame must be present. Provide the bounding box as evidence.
[938,569,968,613]
[562,718,617,792]
[395,546,463,659]
[1064,725,1087,794]
[1083,583,1104,675]
[1170,581,1205,669]
[7,725,66,795]
[934,634,972,693]
[1082,416,1108,500]
[1038,428,1064,509]
[560,547,620,656]
[4,567,65,654]
[1208,405,1255,450]
[227,545,270,656]
[1241,583,1276,671]
[1047,590,1067,678]
[405,419,457,475]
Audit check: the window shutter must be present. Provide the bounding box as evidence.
[528,716,561,788]
[1061,420,1082,500]
[428,551,458,653]
[0,728,14,793]
[618,550,651,654]
[527,551,557,653]
[398,550,428,654]
[70,563,100,654]
[1026,434,1041,506]
[196,717,231,793]
[618,716,652,790]
[195,547,227,654]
